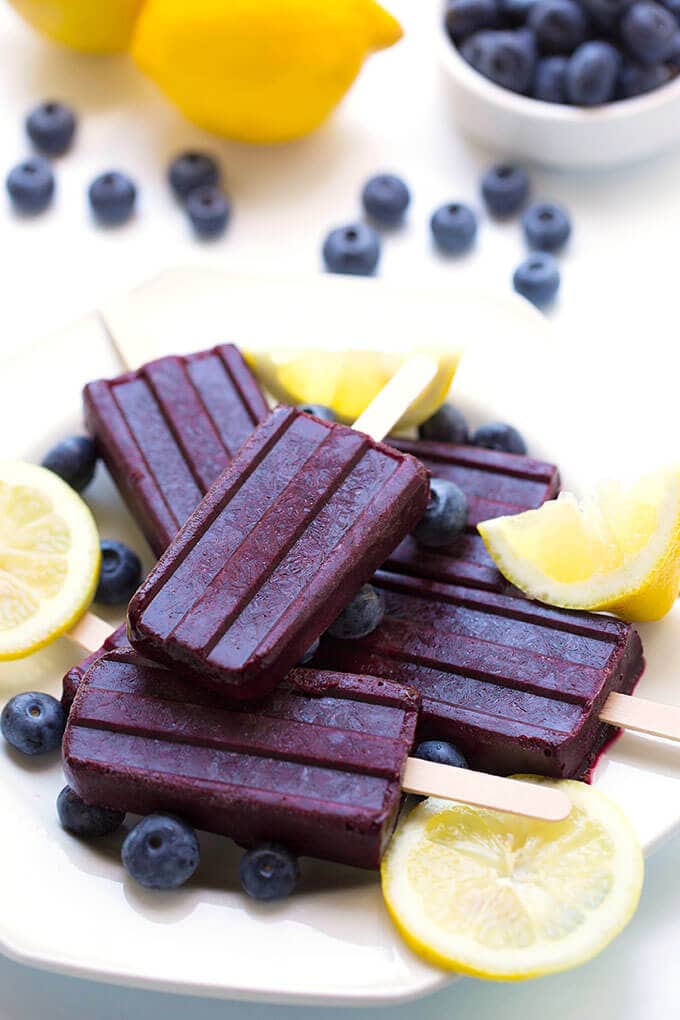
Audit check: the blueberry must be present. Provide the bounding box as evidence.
[414,740,469,769]
[299,637,320,665]
[95,540,142,605]
[1,692,65,756]
[239,843,300,901]
[473,422,528,454]
[322,223,381,276]
[413,478,469,548]
[168,151,219,199]
[522,201,571,251]
[430,202,478,254]
[298,403,336,421]
[122,814,199,890]
[622,2,677,65]
[528,0,588,55]
[89,171,136,225]
[327,585,385,639]
[461,29,537,94]
[513,253,560,307]
[418,404,470,444]
[41,436,97,492]
[499,0,542,23]
[444,0,500,42]
[26,101,76,156]
[185,185,230,239]
[580,0,633,29]
[57,785,125,838]
[481,164,530,216]
[565,41,621,105]
[6,158,55,214]
[533,55,569,101]
[619,61,673,97]
[361,173,411,226]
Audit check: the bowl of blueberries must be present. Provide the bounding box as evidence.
[439,0,680,167]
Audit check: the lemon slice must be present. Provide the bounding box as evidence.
[478,469,680,622]
[382,778,643,980]
[0,462,101,660]
[243,347,461,429]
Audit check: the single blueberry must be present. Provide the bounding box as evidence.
[327,585,385,640]
[95,540,142,605]
[41,436,97,492]
[461,29,537,94]
[499,0,542,24]
[513,253,560,307]
[533,55,569,101]
[619,61,673,97]
[430,202,478,254]
[361,173,411,226]
[473,422,528,454]
[413,478,469,548]
[239,843,300,901]
[299,637,320,665]
[522,201,571,251]
[419,404,470,444]
[186,185,230,239]
[89,171,136,225]
[414,740,469,769]
[565,41,621,105]
[444,0,500,42]
[528,0,588,55]
[1,692,65,756]
[168,151,219,199]
[621,2,677,65]
[6,158,55,214]
[122,814,200,890]
[26,101,76,156]
[57,785,125,838]
[322,223,381,276]
[481,164,530,216]
[581,0,633,29]
[297,403,336,421]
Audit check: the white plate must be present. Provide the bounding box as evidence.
[0,269,679,1005]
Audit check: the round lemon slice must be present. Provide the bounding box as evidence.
[478,469,680,622]
[382,778,643,980]
[0,462,101,660]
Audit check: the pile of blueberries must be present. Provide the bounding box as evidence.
[5,100,231,237]
[445,0,680,104]
[322,166,571,309]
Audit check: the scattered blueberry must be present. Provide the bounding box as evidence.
[522,201,572,251]
[322,223,381,276]
[26,101,76,156]
[533,55,569,101]
[414,740,469,769]
[419,404,470,444]
[528,0,588,54]
[413,478,469,548]
[621,2,677,65]
[239,843,300,901]
[186,185,230,239]
[619,61,673,97]
[122,814,200,890]
[327,585,385,639]
[361,173,411,226]
[445,0,500,42]
[481,164,530,216]
[89,171,137,225]
[298,403,336,421]
[6,158,55,214]
[430,202,478,254]
[473,422,528,454]
[461,29,537,94]
[565,41,621,105]
[299,637,320,665]
[41,436,97,492]
[1,692,65,756]
[95,540,142,605]
[57,785,125,838]
[513,253,561,307]
[168,151,219,199]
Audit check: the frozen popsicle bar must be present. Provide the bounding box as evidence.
[127,406,430,700]
[312,571,644,779]
[63,649,419,870]
[84,344,269,557]
[385,438,560,592]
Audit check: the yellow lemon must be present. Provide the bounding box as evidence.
[131,0,403,143]
[382,779,643,980]
[478,468,680,622]
[8,0,145,53]
[0,462,100,660]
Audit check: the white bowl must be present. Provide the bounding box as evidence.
[438,27,680,169]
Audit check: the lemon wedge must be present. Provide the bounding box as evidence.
[244,347,460,429]
[0,462,101,660]
[382,778,643,980]
[478,469,680,622]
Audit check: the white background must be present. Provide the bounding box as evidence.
[0,0,679,1016]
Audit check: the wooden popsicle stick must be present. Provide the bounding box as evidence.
[600,691,680,742]
[353,354,439,442]
[67,612,118,652]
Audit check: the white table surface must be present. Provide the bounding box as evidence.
[1,0,679,1016]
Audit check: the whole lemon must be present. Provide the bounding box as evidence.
[8,0,145,53]
[132,0,403,143]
